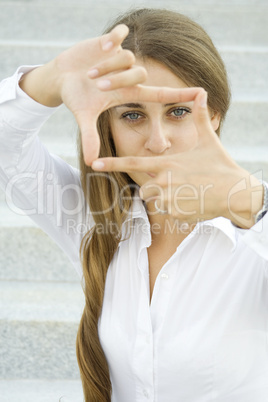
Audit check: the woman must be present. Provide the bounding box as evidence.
[0,8,268,402]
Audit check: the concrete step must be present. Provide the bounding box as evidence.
[0,227,79,282]
[0,281,84,379]
[221,50,268,100]
[1,45,268,98]
[0,198,81,282]
[225,146,268,181]
[0,379,83,402]
[221,101,268,148]
[0,3,267,46]
[4,0,266,5]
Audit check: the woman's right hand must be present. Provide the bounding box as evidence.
[19,24,147,164]
[19,24,203,165]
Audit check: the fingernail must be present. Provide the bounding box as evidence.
[96,79,111,90]
[88,68,99,78]
[200,91,207,108]
[102,41,113,51]
[92,160,105,170]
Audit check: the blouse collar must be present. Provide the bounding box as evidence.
[119,194,239,251]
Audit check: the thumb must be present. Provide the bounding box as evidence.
[193,89,219,146]
[75,110,100,166]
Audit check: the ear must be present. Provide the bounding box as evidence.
[210,111,221,131]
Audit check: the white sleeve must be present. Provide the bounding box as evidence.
[240,210,268,261]
[0,66,91,279]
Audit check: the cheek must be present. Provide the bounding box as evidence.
[171,122,199,152]
[113,137,138,157]
[111,118,199,156]
[112,128,144,157]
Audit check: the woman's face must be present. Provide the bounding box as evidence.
[109,58,220,186]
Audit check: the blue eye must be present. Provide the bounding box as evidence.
[170,107,191,118]
[173,109,184,116]
[128,113,140,120]
[122,112,141,121]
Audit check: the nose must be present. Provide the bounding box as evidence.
[144,122,171,154]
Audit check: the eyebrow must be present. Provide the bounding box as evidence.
[113,102,181,110]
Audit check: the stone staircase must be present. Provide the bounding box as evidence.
[0,0,267,400]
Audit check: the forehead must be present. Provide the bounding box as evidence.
[135,58,189,89]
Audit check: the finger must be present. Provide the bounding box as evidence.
[96,66,148,91]
[88,49,136,79]
[112,85,203,107]
[74,110,100,166]
[91,156,162,173]
[192,90,221,146]
[100,24,129,52]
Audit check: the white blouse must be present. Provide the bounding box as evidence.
[1,67,268,402]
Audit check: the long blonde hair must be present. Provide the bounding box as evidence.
[76,8,231,401]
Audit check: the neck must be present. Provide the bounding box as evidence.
[146,200,195,245]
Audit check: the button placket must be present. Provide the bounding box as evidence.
[150,249,181,333]
[134,242,154,402]
[146,334,151,344]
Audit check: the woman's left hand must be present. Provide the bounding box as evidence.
[92,90,263,229]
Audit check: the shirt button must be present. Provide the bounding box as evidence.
[146,334,151,344]
[161,273,169,279]
[143,389,149,398]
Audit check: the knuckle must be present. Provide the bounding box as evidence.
[98,60,109,73]
[138,67,148,82]
[122,49,135,64]
[127,157,138,168]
